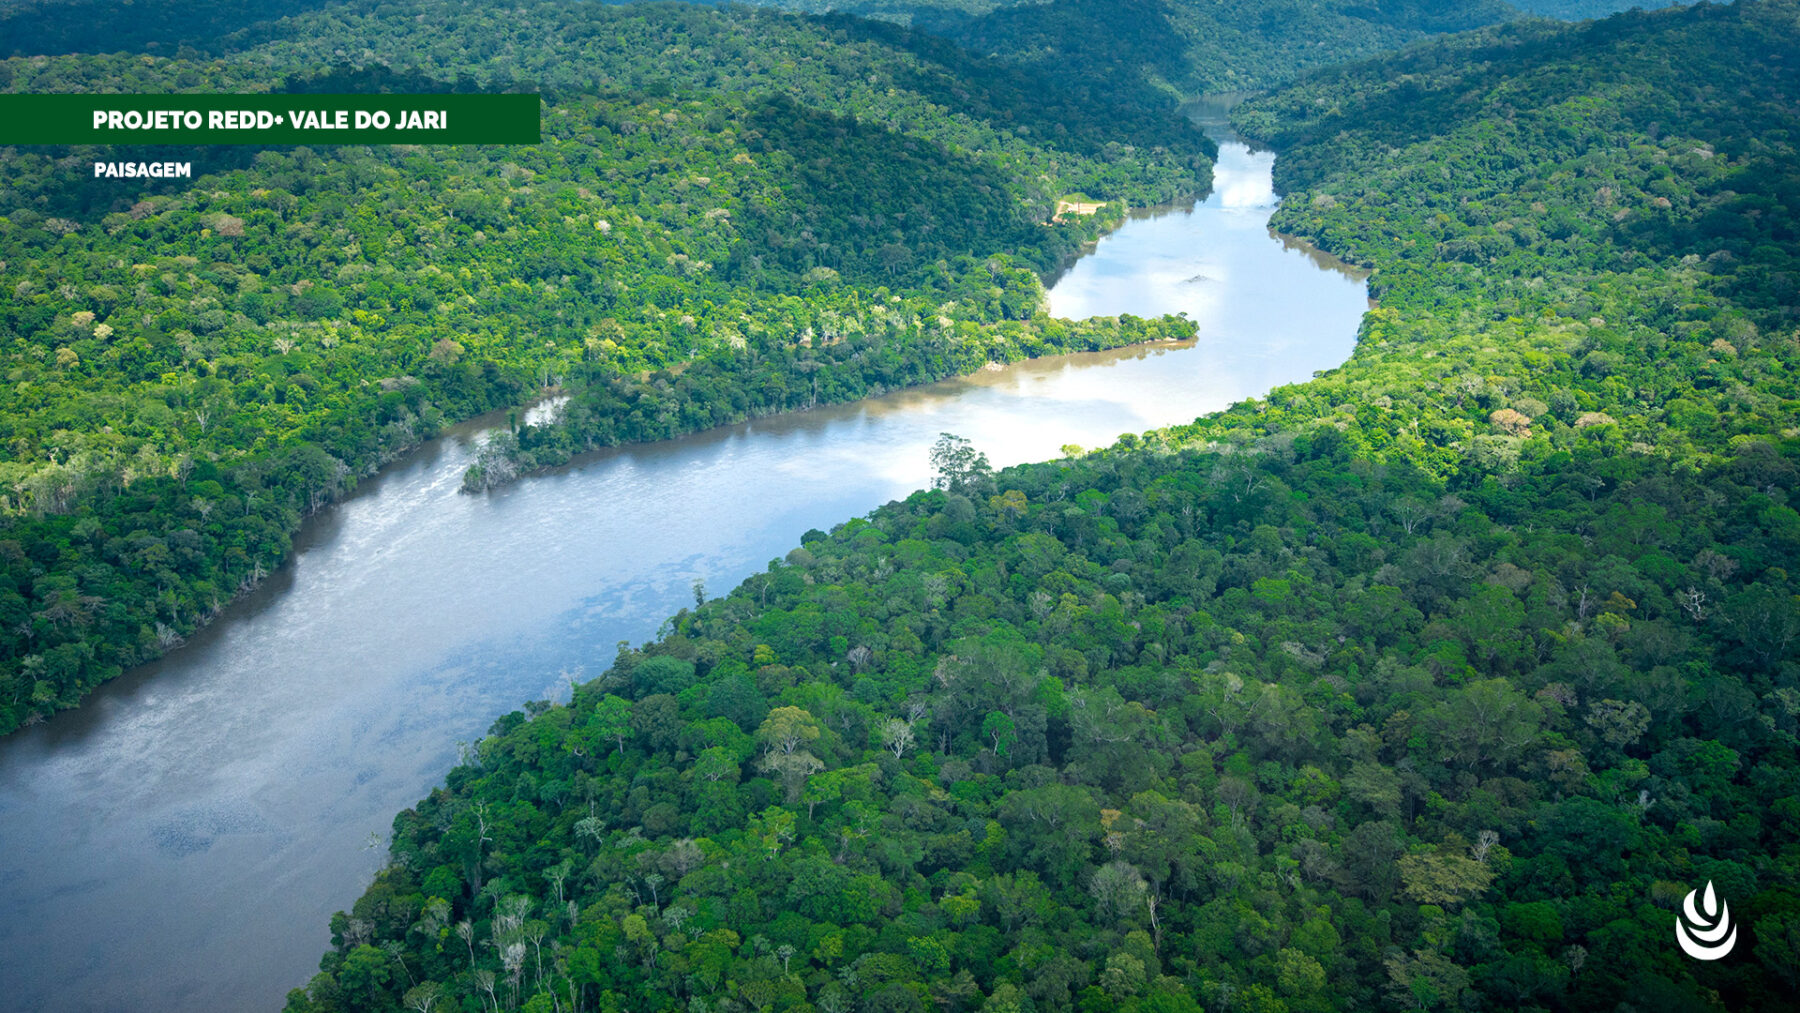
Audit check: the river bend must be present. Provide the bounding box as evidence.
[0,110,1367,1011]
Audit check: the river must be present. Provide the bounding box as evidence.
[0,106,1368,1011]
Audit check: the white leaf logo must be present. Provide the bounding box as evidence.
[1675,880,1736,960]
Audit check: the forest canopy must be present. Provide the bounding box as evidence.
[286,1,1799,1012]
[0,0,1211,732]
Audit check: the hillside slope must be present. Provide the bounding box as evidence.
[291,2,1798,1011]
[748,0,1521,94]
[0,0,1212,734]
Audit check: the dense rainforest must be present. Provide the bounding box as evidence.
[748,0,1514,97]
[0,0,1213,733]
[0,0,1680,732]
[282,1,1800,1011]
[0,0,1664,88]
[743,0,1679,96]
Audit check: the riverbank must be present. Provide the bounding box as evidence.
[458,304,1196,493]
[0,120,1372,1013]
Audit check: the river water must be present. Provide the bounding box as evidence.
[0,110,1367,1011]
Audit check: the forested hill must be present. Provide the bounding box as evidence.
[291,2,1798,1012]
[1504,0,1686,19]
[1235,0,1798,337]
[0,0,1681,64]
[0,0,1210,734]
[741,0,1706,97]
[746,0,1521,95]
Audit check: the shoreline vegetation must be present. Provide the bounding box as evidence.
[448,120,1375,497]
[289,3,1798,1011]
[457,301,1195,494]
[0,0,1216,735]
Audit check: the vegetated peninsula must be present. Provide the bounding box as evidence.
[287,2,1798,1011]
[0,0,1212,734]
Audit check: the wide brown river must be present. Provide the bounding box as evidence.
[0,110,1368,1010]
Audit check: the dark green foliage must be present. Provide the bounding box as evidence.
[1505,0,1688,19]
[288,426,1799,1012]
[0,0,1210,732]
[0,0,341,59]
[754,0,1520,95]
[294,2,1799,1010]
